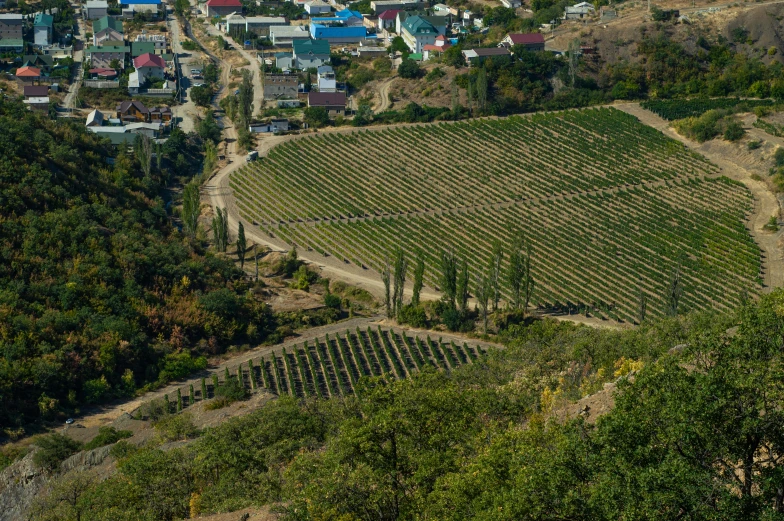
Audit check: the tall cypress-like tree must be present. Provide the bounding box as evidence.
[381,257,392,318]
[236,222,247,269]
[411,249,425,307]
[182,183,200,237]
[439,250,458,308]
[212,207,229,252]
[189,384,195,406]
[666,264,683,317]
[490,241,503,312]
[201,378,208,400]
[475,268,493,334]
[176,388,182,412]
[393,248,408,317]
[508,236,534,315]
[456,258,469,314]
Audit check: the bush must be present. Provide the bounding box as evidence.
[775,148,784,167]
[304,107,330,128]
[205,377,248,410]
[84,426,133,450]
[190,85,213,107]
[723,120,745,141]
[182,40,197,51]
[748,140,762,151]
[398,304,427,328]
[154,412,199,441]
[109,440,137,460]
[398,59,421,79]
[291,265,318,290]
[32,433,83,472]
[324,293,341,310]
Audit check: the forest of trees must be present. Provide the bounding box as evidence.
[0,100,276,432]
[29,290,784,520]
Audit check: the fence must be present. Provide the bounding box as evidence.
[84,80,120,89]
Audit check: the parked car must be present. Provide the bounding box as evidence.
[65,418,74,424]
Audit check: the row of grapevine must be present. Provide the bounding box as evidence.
[641,98,774,120]
[152,328,486,411]
[229,107,761,323]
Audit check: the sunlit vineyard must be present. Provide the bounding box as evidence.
[641,98,773,120]
[231,108,761,323]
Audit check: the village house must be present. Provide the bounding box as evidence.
[23,85,49,99]
[499,33,545,51]
[116,100,171,124]
[308,91,346,115]
[224,12,246,33]
[376,9,400,31]
[122,0,163,18]
[400,15,438,53]
[88,67,118,79]
[370,0,422,15]
[396,12,446,37]
[0,14,24,52]
[269,25,310,45]
[131,41,157,58]
[249,118,289,133]
[206,0,242,17]
[500,0,521,8]
[309,24,366,44]
[263,74,298,99]
[564,1,594,19]
[422,33,450,60]
[85,44,130,68]
[33,13,53,47]
[16,66,42,83]
[86,108,104,127]
[312,8,364,26]
[135,34,167,54]
[133,52,165,81]
[293,38,330,68]
[93,16,123,45]
[83,0,109,20]
[245,16,287,36]
[305,0,331,16]
[21,55,54,73]
[316,64,336,92]
[462,46,512,66]
[24,96,50,110]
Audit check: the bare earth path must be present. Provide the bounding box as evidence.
[616,102,784,291]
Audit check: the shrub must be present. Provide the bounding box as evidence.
[190,85,213,107]
[398,59,421,79]
[748,140,763,150]
[291,265,318,290]
[84,427,133,450]
[182,40,197,51]
[775,148,784,167]
[723,120,745,141]
[425,67,446,81]
[304,107,330,128]
[205,378,248,410]
[398,304,427,328]
[764,216,778,231]
[109,440,137,460]
[32,433,83,472]
[324,293,341,310]
[154,412,199,441]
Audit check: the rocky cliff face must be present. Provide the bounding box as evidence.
[0,445,112,521]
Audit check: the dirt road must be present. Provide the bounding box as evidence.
[616,103,784,291]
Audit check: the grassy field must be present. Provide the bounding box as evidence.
[230,108,761,323]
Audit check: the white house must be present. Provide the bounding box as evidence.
[83,0,109,19]
[133,52,165,82]
[33,13,53,47]
[316,64,336,92]
[564,1,594,19]
[400,15,438,53]
[305,0,331,15]
[269,25,310,45]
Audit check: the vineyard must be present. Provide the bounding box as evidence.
[230,108,761,323]
[641,98,774,120]
[151,328,485,410]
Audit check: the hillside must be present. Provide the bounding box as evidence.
[15,290,784,520]
[231,107,760,323]
[0,99,272,432]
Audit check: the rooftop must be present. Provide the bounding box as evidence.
[34,13,54,27]
[506,33,545,45]
[126,0,162,4]
[85,0,109,8]
[16,66,42,77]
[310,24,367,39]
[245,16,287,23]
[465,47,511,57]
[93,16,124,34]
[402,15,438,36]
[133,52,165,68]
[293,38,330,55]
[86,45,130,53]
[269,25,309,37]
[24,85,49,97]
[308,91,346,106]
[206,0,242,6]
[378,9,400,20]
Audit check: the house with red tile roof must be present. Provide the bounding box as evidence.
[16,66,41,82]
[376,9,400,31]
[206,0,242,17]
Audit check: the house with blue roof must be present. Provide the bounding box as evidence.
[33,13,53,47]
[310,24,366,43]
[312,9,364,26]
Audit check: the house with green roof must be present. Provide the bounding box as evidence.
[22,54,54,72]
[131,41,156,57]
[92,16,123,45]
[33,13,53,47]
[85,44,130,68]
[401,15,438,53]
[292,38,330,69]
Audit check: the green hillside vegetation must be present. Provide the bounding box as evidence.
[232,108,761,322]
[0,100,276,432]
[32,291,784,520]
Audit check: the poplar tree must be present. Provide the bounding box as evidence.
[182,183,200,237]
[475,268,492,334]
[666,264,683,317]
[439,250,458,308]
[490,242,503,312]
[248,359,256,390]
[456,258,469,314]
[201,378,207,400]
[392,248,408,317]
[189,384,195,406]
[381,257,392,318]
[237,222,247,269]
[411,249,425,307]
[176,389,182,412]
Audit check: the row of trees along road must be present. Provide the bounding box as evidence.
[381,235,687,331]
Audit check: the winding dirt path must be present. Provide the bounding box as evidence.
[374,78,395,113]
[616,103,784,291]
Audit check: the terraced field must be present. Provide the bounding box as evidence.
[230,108,761,322]
[166,328,484,408]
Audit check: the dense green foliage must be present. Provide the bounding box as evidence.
[40,291,784,520]
[641,98,775,120]
[83,426,132,451]
[31,433,82,472]
[0,101,274,430]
